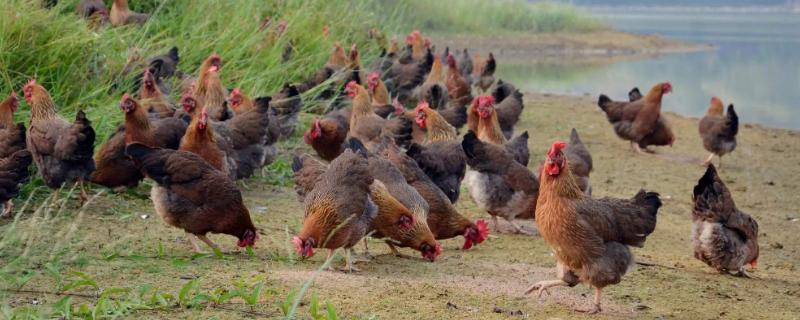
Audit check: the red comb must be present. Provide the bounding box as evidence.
[121,93,131,101]
[547,141,567,158]
[415,101,429,113]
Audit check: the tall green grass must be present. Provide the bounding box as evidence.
[372,0,608,34]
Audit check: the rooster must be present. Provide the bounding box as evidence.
[598,82,674,153]
[110,0,148,26]
[0,91,32,218]
[126,143,258,253]
[407,103,466,203]
[23,80,96,204]
[527,141,662,313]
[377,137,488,249]
[692,164,758,277]
[292,148,376,272]
[463,131,538,234]
[699,97,738,167]
[92,94,187,189]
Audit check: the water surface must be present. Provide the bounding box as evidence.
[499,8,800,129]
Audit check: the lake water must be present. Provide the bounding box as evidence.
[499,8,800,129]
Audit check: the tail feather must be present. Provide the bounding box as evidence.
[346,137,369,158]
[726,104,739,137]
[597,94,612,111]
[461,131,480,160]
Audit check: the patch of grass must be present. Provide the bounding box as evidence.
[372,0,608,35]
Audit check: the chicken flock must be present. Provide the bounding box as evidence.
[0,3,759,314]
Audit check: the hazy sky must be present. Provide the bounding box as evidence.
[569,0,790,6]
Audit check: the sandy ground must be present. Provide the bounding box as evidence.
[2,90,799,319]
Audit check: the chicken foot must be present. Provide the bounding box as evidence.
[575,287,602,314]
[523,279,569,298]
[734,266,758,279]
[1,201,13,219]
[385,241,413,259]
[337,248,361,273]
[187,233,222,254]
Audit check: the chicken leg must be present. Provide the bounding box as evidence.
[386,241,412,259]
[1,201,12,218]
[576,287,602,314]
[504,217,533,235]
[78,178,88,206]
[702,153,715,166]
[524,279,569,297]
[196,234,222,254]
[734,266,757,279]
[338,248,361,273]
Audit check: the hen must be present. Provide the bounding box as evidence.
[407,103,466,203]
[292,148,376,272]
[418,56,449,110]
[468,96,530,166]
[0,91,32,218]
[179,105,237,179]
[692,164,758,277]
[303,110,349,162]
[126,143,257,252]
[463,131,538,234]
[527,141,662,313]
[490,80,524,140]
[110,0,148,27]
[564,128,593,195]
[598,82,674,153]
[377,137,488,250]
[23,80,96,204]
[366,72,400,118]
[445,53,472,108]
[194,53,232,121]
[268,83,303,141]
[699,97,738,167]
[91,94,187,189]
[138,69,175,118]
[475,53,496,93]
[384,48,432,106]
[458,49,473,87]
[345,82,411,148]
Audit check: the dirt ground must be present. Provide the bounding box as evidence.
[2,90,799,319]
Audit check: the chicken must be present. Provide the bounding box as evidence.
[91,94,187,189]
[628,87,642,101]
[291,154,328,200]
[490,80,525,139]
[384,48,433,106]
[109,0,148,27]
[446,53,472,108]
[376,137,488,249]
[458,49,473,87]
[418,56,449,110]
[467,96,529,166]
[292,148,376,272]
[345,82,411,148]
[75,0,109,26]
[367,72,400,118]
[131,47,181,96]
[406,30,427,61]
[125,143,258,253]
[0,91,32,218]
[692,164,758,277]
[139,69,175,118]
[527,141,662,313]
[406,103,466,203]
[462,131,538,234]
[23,80,95,204]
[181,94,270,179]
[699,97,738,167]
[598,82,675,153]
[269,83,303,140]
[564,128,593,195]
[194,53,232,121]
[475,53,496,93]
[303,111,349,162]
[179,106,237,178]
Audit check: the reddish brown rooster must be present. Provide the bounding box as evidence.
[598,82,675,153]
[528,141,662,313]
[126,143,257,253]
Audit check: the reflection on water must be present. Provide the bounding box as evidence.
[501,8,800,129]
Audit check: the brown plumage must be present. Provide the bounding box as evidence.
[345,82,411,148]
[407,103,466,203]
[291,154,328,200]
[564,128,593,195]
[699,97,738,166]
[110,0,148,27]
[292,149,376,272]
[418,56,449,109]
[463,131,538,233]
[384,48,432,106]
[468,96,529,166]
[23,80,95,204]
[1,91,32,218]
[76,0,109,27]
[376,137,488,250]
[446,53,472,108]
[126,143,258,252]
[528,141,662,313]
[195,53,232,121]
[138,69,174,118]
[91,94,187,189]
[269,83,303,141]
[179,106,235,178]
[692,164,758,277]
[598,82,675,152]
[490,80,524,139]
[475,53,496,93]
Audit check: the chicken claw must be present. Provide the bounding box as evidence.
[524,279,568,298]
[1,201,13,219]
[734,267,758,279]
